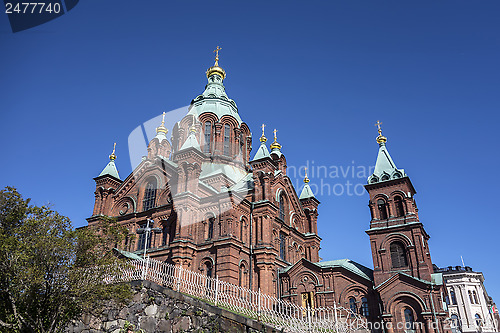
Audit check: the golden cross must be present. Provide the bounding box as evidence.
[112,142,116,155]
[214,46,222,60]
[375,120,383,134]
[273,129,278,140]
[261,123,266,136]
[304,167,308,178]
[161,111,166,125]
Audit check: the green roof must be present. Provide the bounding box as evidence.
[252,141,271,161]
[317,259,374,281]
[299,184,315,199]
[367,141,406,184]
[98,160,120,179]
[179,131,201,151]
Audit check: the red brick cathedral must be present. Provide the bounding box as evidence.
[88,53,450,333]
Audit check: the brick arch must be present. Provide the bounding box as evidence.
[219,115,239,128]
[338,284,370,305]
[390,189,409,199]
[198,112,218,124]
[371,193,390,204]
[292,271,320,288]
[379,232,414,250]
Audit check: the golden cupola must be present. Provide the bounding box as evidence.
[206,46,226,80]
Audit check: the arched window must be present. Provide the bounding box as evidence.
[142,180,157,211]
[450,287,457,305]
[475,314,482,327]
[349,298,357,316]
[361,297,369,317]
[404,308,415,332]
[377,199,388,220]
[390,242,408,268]
[223,124,231,156]
[207,216,215,240]
[451,314,461,333]
[473,291,479,304]
[279,232,286,261]
[279,194,285,221]
[394,196,405,217]
[204,121,212,153]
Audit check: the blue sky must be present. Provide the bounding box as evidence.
[1,1,499,301]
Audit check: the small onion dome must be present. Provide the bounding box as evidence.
[270,129,281,150]
[206,46,226,80]
[156,112,168,134]
[375,120,387,145]
[304,168,310,184]
[260,123,267,143]
[109,142,117,161]
[376,134,387,145]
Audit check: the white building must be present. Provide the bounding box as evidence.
[437,266,499,333]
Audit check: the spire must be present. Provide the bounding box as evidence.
[299,168,315,199]
[179,116,201,151]
[368,121,406,184]
[206,46,226,80]
[155,112,169,142]
[270,128,282,151]
[252,124,271,161]
[99,143,121,179]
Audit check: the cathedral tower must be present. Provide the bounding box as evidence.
[365,122,449,333]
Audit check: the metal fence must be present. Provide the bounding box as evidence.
[112,257,369,333]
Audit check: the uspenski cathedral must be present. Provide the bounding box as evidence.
[88,49,498,333]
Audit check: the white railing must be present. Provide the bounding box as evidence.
[111,257,369,333]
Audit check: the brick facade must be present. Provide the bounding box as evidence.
[88,58,452,333]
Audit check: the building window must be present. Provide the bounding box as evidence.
[377,199,388,219]
[475,314,482,328]
[361,297,369,317]
[204,121,212,153]
[404,308,415,332]
[349,297,357,316]
[450,287,457,305]
[473,291,479,304]
[390,242,408,268]
[223,124,231,156]
[279,232,286,261]
[468,290,474,304]
[207,216,215,240]
[394,196,405,217]
[279,194,285,221]
[142,180,157,211]
[450,314,461,333]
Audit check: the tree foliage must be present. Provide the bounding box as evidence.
[0,187,131,333]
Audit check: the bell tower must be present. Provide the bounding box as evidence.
[364,122,449,333]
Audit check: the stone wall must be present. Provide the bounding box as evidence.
[66,280,279,333]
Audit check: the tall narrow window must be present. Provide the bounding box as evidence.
[204,121,212,153]
[450,288,457,305]
[394,196,405,217]
[207,216,215,240]
[349,298,357,316]
[473,291,479,304]
[142,180,157,211]
[404,308,415,332]
[361,297,369,317]
[475,314,482,327]
[390,242,408,268]
[377,199,388,219]
[279,194,285,221]
[279,232,286,261]
[223,124,231,156]
[468,291,474,304]
[450,314,461,333]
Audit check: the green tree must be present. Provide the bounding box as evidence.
[0,187,131,333]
